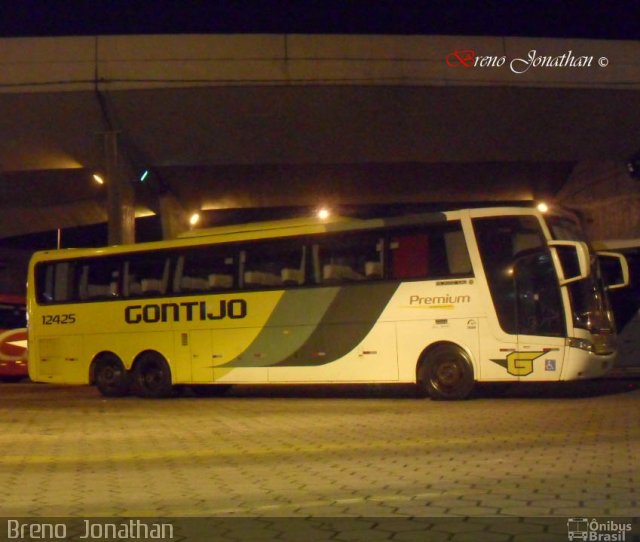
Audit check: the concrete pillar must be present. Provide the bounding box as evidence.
[104,131,135,245]
[557,161,640,241]
[158,192,189,239]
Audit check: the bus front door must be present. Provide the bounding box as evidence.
[514,250,566,381]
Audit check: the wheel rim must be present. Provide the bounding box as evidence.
[141,361,164,391]
[96,359,128,395]
[431,360,463,392]
[98,363,119,388]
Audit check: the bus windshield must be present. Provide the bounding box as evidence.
[546,215,615,348]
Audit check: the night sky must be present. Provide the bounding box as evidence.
[0,1,638,40]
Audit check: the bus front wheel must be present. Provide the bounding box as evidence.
[132,353,173,399]
[418,344,475,401]
[94,354,130,397]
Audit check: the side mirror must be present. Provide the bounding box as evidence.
[597,251,630,290]
[548,240,590,286]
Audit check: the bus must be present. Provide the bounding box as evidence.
[0,294,28,382]
[26,206,629,399]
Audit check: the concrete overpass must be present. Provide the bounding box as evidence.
[0,33,639,246]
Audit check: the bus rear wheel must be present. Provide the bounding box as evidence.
[132,353,173,398]
[94,354,130,397]
[418,344,475,401]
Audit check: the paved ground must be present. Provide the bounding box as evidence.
[0,380,638,541]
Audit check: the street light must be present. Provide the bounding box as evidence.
[317,207,331,220]
[189,212,201,226]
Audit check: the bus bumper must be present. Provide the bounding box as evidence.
[562,347,616,380]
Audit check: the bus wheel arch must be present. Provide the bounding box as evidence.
[416,342,476,400]
[91,352,131,397]
[131,350,174,398]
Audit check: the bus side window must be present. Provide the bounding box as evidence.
[388,232,457,279]
[312,245,322,284]
[208,254,236,291]
[389,223,472,280]
[172,256,185,293]
[36,262,75,303]
[79,259,121,300]
[316,234,383,284]
[175,247,236,293]
[444,230,473,275]
[124,254,169,296]
[390,234,430,279]
[243,241,306,288]
[279,245,306,286]
[205,252,235,291]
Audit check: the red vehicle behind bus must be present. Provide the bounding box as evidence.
[0,294,27,382]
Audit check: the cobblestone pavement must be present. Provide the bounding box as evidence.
[0,380,638,541]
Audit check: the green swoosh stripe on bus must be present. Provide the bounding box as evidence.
[218,287,340,368]
[220,282,400,368]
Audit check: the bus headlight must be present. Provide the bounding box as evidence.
[567,337,594,352]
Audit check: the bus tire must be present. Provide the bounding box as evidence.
[418,344,475,401]
[132,352,173,399]
[94,354,130,397]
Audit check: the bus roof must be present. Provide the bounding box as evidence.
[30,211,446,261]
[29,206,550,262]
[178,214,360,239]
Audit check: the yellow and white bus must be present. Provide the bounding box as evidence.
[27,206,629,399]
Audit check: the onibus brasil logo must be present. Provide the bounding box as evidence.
[567,518,632,541]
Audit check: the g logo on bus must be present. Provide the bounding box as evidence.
[490,351,545,377]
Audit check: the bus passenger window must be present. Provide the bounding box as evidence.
[390,234,429,279]
[389,222,472,279]
[315,234,383,284]
[175,248,236,293]
[281,247,306,285]
[36,262,76,303]
[444,230,473,275]
[243,241,306,288]
[77,258,122,300]
[124,254,170,296]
